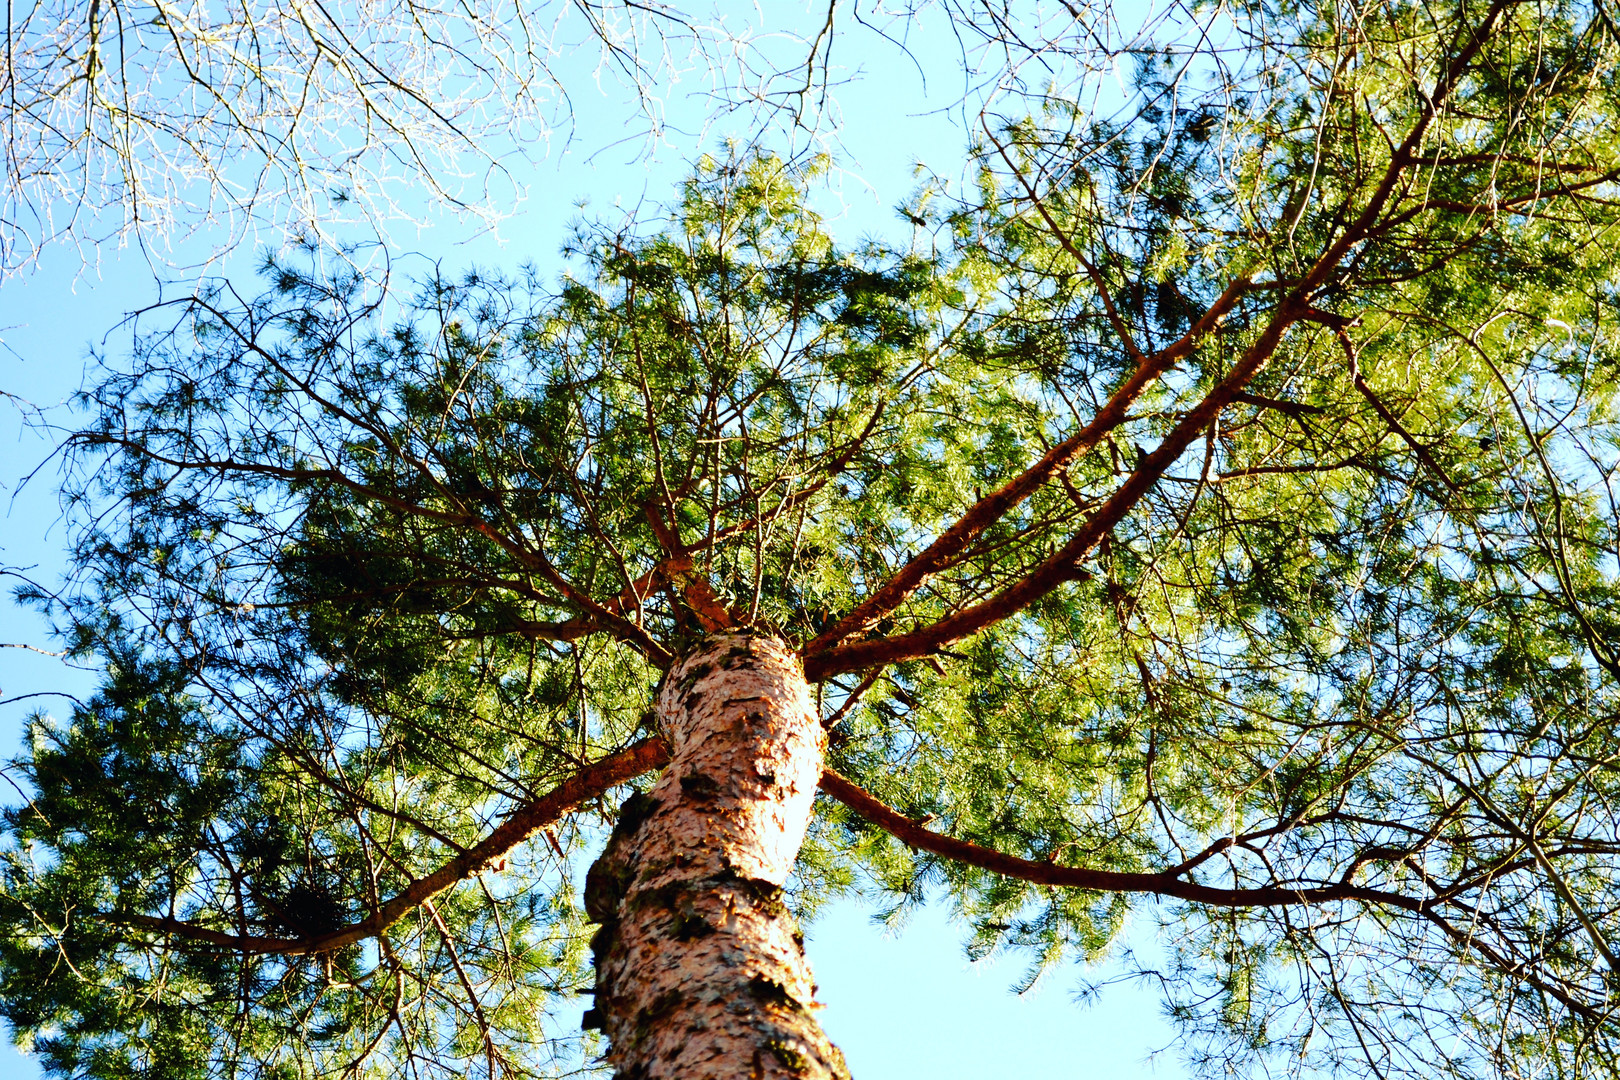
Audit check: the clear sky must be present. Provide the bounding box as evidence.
[0,4,1184,1076]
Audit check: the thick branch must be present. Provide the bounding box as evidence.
[801,273,1252,658]
[801,3,1515,681]
[105,738,673,956]
[643,501,739,630]
[817,769,1421,912]
[100,745,1523,960]
[81,434,671,665]
[804,297,1308,680]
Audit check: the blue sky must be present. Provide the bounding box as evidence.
[0,4,1185,1075]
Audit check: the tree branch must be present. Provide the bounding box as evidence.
[1343,330,1461,496]
[643,500,740,630]
[804,295,1309,680]
[96,747,1569,964]
[103,737,673,956]
[801,271,1253,659]
[817,768,1422,911]
[801,1,1516,680]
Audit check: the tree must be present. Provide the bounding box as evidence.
[0,0,1092,281]
[0,0,875,279]
[8,0,1620,1077]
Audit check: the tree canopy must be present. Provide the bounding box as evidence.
[9,0,1620,1076]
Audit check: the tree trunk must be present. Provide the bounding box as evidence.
[584,632,849,1080]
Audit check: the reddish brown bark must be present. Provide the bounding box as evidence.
[798,3,1513,682]
[817,768,1426,912]
[585,633,847,1080]
[107,737,672,955]
[799,273,1251,661]
[803,296,1306,681]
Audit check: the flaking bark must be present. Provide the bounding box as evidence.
[585,632,848,1080]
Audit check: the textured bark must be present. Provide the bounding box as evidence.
[585,633,848,1080]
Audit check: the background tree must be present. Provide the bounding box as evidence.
[0,0,1108,281]
[8,0,1620,1077]
[3,0,781,278]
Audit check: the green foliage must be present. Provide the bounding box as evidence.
[9,2,1620,1077]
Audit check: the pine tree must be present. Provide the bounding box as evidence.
[9,1,1620,1076]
